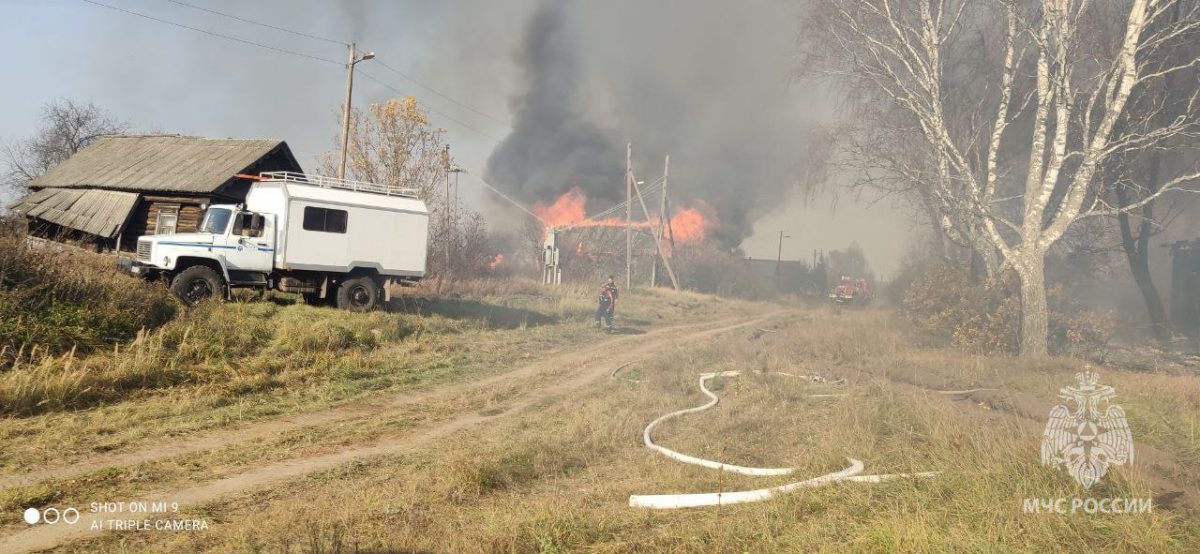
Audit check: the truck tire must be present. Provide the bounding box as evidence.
[337,275,380,312]
[170,265,224,306]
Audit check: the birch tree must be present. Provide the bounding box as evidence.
[811,0,1200,355]
[2,100,125,193]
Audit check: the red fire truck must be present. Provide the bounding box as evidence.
[829,276,874,305]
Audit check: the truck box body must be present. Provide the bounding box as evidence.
[127,171,430,310]
[245,176,429,278]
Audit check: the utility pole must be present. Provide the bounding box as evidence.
[632,175,680,290]
[626,142,633,290]
[775,231,790,290]
[337,43,374,180]
[442,145,452,276]
[651,155,669,287]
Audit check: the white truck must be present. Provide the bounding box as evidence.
[126,172,429,311]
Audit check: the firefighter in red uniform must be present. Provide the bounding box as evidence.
[596,275,619,330]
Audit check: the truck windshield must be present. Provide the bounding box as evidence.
[200,208,233,234]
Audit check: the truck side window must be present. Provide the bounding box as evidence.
[232,213,264,238]
[302,207,348,234]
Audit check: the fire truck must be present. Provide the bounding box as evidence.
[829,276,874,306]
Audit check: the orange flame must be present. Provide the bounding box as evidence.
[535,187,716,247]
[533,187,588,228]
[666,202,717,245]
[488,254,504,270]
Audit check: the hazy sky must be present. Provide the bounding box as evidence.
[0,0,913,275]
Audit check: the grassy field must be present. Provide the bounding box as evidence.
[0,281,1196,552]
[0,290,1190,549]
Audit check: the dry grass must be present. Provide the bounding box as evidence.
[54,306,1200,553]
[0,227,176,363]
[0,277,743,472]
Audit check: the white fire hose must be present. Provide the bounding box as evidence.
[629,371,939,509]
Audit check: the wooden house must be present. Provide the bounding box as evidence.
[7,135,302,251]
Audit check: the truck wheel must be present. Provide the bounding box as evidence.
[170,265,224,306]
[337,276,380,312]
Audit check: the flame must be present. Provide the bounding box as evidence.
[665,202,717,245]
[535,187,716,247]
[488,254,504,270]
[533,187,588,228]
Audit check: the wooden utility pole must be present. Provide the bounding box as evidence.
[338,43,357,180]
[337,43,374,180]
[442,145,452,276]
[625,142,633,290]
[651,155,670,287]
[632,173,680,290]
[775,231,789,290]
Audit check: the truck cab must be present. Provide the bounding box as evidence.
[132,205,275,302]
[127,172,429,311]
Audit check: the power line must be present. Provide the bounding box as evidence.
[357,71,504,142]
[375,60,511,128]
[163,0,511,131]
[78,0,509,145]
[165,0,347,46]
[589,177,666,221]
[78,0,342,66]
[462,171,546,224]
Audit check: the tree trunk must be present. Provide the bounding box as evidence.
[1115,138,1170,341]
[969,248,987,284]
[1016,253,1049,356]
[1118,208,1170,340]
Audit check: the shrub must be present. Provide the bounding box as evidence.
[902,261,1116,354]
[672,242,775,300]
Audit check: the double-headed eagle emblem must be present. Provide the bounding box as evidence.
[1040,370,1133,489]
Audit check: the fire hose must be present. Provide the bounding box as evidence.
[629,371,940,509]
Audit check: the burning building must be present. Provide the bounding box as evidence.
[533,187,715,285]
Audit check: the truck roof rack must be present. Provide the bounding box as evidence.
[258,171,420,199]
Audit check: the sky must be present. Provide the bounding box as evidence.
[0,0,913,276]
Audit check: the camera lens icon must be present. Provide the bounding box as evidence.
[23,507,80,525]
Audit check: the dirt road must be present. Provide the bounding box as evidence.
[0,311,785,553]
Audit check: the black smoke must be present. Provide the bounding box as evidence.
[484,2,624,209]
[484,0,824,244]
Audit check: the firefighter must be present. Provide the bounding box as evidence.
[596,275,619,330]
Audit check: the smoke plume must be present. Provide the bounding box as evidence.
[485,3,624,209]
[485,0,824,244]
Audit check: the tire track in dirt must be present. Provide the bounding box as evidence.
[0,311,786,554]
[0,316,740,491]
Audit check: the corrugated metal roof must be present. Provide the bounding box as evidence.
[8,188,140,238]
[26,135,299,194]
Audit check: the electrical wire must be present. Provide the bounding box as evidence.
[82,0,513,144]
[462,171,546,224]
[357,71,504,142]
[588,179,665,221]
[164,0,347,46]
[165,0,511,130]
[77,0,638,231]
[376,60,511,128]
[79,0,342,66]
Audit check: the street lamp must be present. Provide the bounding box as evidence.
[338,43,375,180]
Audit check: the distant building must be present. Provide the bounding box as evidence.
[7,134,302,251]
[1168,239,1200,337]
